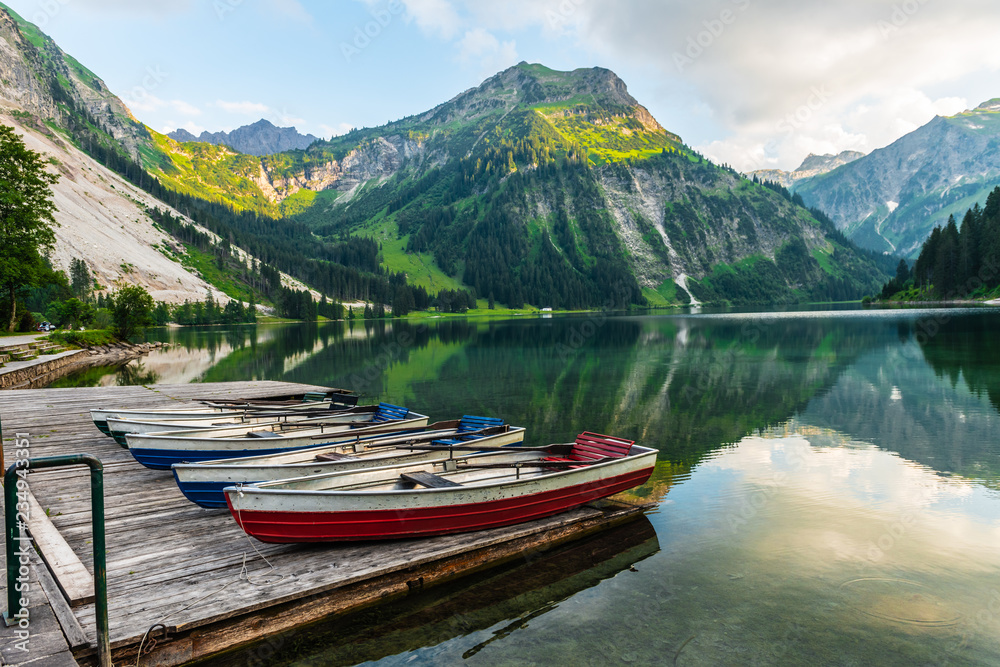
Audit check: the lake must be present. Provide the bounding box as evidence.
[54,308,1000,665]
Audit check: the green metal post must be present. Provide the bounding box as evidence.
[4,460,21,622]
[4,454,110,667]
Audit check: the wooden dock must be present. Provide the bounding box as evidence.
[0,381,650,666]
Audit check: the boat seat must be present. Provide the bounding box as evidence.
[302,391,328,403]
[372,402,409,423]
[425,415,507,446]
[400,471,462,488]
[246,430,283,438]
[314,452,358,462]
[457,415,505,432]
[542,432,634,466]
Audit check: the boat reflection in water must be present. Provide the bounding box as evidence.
[196,515,660,666]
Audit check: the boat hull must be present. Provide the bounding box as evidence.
[91,401,331,435]
[173,427,525,508]
[225,451,655,543]
[106,411,373,447]
[126,415,429,470]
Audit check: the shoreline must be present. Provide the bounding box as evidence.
[866,299,1000,308]
[0,341,170,390]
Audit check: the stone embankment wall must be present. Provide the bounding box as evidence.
[0,341,171,389]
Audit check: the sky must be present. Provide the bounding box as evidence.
[7,0,1000,172]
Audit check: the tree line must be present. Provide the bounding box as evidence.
[879,187,1000,299]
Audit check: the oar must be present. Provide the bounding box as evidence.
[265,405,376,415]
[302,420,433,439]
[300,419,472,440]
[308,428,473,459]
[455,457,619,470]
[397,443,574,455]
[363,424,511,447]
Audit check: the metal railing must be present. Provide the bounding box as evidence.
[4,454,110,667]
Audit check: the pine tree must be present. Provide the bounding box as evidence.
[70,258,92,301]
[895,259,910,286]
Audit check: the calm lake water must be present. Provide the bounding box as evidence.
[55,308,1000,665]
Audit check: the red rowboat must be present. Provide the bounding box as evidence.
[225,432,656,543]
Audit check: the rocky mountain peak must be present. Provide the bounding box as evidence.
[974,98,1000,112]
[796,150,865,173]
[167,119,319,155]
[749,150,865,190]
[421,62,664,132]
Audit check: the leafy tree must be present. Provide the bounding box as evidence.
[0,125,59,331]
[152,302,171,326]
[110,283,154,341]
[93,308,112,330]
[57,298,94,330]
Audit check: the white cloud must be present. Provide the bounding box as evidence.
[578,0,1000,170]
[169,100,202,116]
[73,0,192,15]
[124,93,201,118]
[161,120,206,136]
[269,109,306,127]
[415,0,1000,171]
[456,28,517,76]
[319,122,354,138]
[400,0,462,39]
[214,100,271,115]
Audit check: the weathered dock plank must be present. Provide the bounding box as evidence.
[1,381,651,667]
[0,517,78,666]
[26,490,95,607]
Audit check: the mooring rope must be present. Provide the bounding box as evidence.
[133,485,284,665]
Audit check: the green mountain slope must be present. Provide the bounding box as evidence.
[273,64,891,306]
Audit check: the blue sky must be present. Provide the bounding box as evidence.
[7,0,1000,171]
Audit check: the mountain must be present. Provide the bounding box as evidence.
[271,63,891,306]
[168,119,319,156]
[750,150,864,189]
[0,4,216,301]
[0,3,322,304]
[0,2,892,309]
[795,101,1000,257]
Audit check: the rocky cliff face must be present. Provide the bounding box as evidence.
[795,104,1000,257]
[252,135,426,202]
[168,119,319,156]
[0,4,148,158]
[596,163,810,288]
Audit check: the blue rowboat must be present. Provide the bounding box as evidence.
[105,404,383,447]
[90,388,356,436]
[125,403,426,470]
[172,417,522,508]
